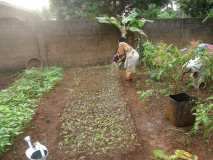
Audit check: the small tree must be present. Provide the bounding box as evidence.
[178,0,213,18]
[96,8,153,38]
[203,9,213,22]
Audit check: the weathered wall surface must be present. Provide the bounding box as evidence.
[0,3,39,22]
[144,18,213,46]
[0,17,212,71]
[0,3,42,71]
[0,18,40,71]
[0,18,119,71]
[40,21,119,67]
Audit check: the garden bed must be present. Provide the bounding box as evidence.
[119,67,213,160]
[1,65,212,160]
[1,66,139,160]
[0,67,63,155]
[59,66,139,159]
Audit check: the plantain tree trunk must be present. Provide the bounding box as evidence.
[120,26,127,38]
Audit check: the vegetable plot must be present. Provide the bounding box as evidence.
[0,67,63,153]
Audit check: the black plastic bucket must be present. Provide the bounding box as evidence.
[165,93,197,127]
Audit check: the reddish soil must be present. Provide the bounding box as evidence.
[1,67,212,160]
[1,67,137,160]
[0,73,17,90]
[120,69,213,160]
[0,70,71,160]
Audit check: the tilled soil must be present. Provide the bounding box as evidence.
[1,66,139,160]
[59,66,138,160]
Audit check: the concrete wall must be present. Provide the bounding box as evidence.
[40,21,119,67]
[0,3,39,22]
[144,18,213,46]
[0,18,40,71]
[0,3,42,71]
[0,17,212,71]
[0,18,119,71]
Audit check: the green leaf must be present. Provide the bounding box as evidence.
[0,67,63,154]
[153,149,169,159]
[128,27,147,37]
[96,16,121,29]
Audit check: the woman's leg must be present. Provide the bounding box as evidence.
[125,51,139,81]
[125,70,133,81]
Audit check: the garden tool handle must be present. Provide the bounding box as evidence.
[24,136,34,149]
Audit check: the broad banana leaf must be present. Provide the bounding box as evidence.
[96,16,121,29]
[128,27,147,37]
[128,19,145,28]
[122,9,138,25]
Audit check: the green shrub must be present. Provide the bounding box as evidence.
[140,41,213,86]
[192,97,213,140]
[199,53,213,86]
[139,41,213,139]
[141,41,193,82]
[0,67,63,153]
[141,4,178,19]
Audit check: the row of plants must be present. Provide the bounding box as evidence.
[192,96,213,140]
[138,41,213,140]
[0,67,63,154]
[140,41,213,86]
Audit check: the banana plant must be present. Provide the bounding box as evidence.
[96,8,153,38]
[202,9,213,23]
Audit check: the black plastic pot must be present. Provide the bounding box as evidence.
[165,93,197,127]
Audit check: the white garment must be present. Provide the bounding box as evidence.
[184,57,202,73]
[124,49,139,73]
[183,57,205,89]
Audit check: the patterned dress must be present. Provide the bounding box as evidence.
[117,42,139,73]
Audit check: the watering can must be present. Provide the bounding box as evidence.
[24,136,48,160]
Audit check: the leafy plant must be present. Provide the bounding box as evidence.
[192,97,213,140]
[178,0,213,18]
[0,67,63,154]
[141,41,194,83]
[157,8,178,19]
[50,0,171,19]
[138,89,153,101]
[153,149,198,160]
[140,41,213,140]
[141,4,178,19]
[96,8,152,38]
[198,52,213,86]
[202,9,213,22]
